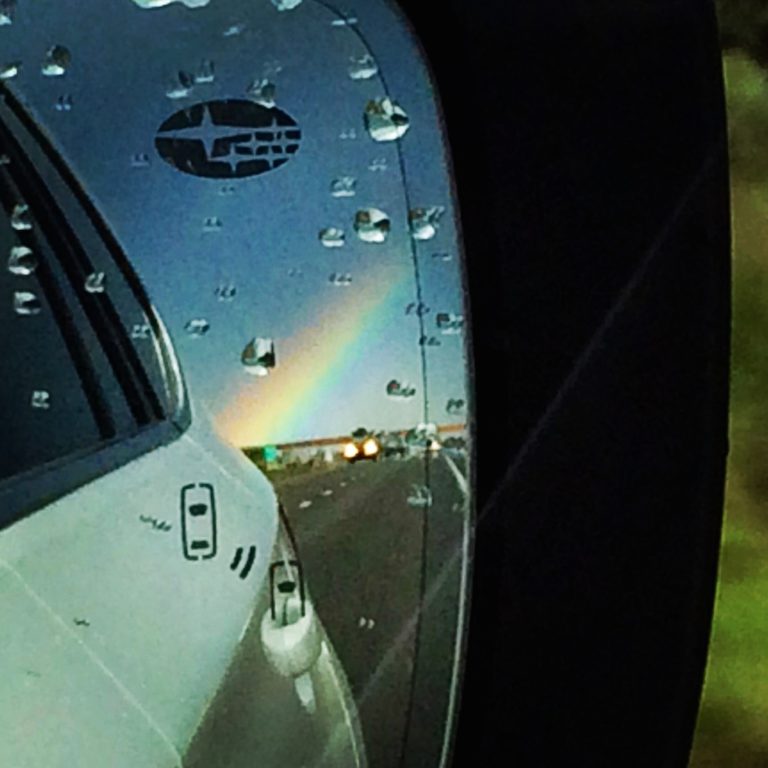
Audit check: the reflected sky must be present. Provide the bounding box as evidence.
[3,0,468,447]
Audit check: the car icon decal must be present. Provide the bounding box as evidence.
[155,100,302,179]
[181,483,217,561]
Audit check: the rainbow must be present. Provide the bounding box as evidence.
[216,263,414,447]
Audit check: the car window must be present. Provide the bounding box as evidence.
[0,179,102,481]
[0,90,189,526]
[0,89,187,429]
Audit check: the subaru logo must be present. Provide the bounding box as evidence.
[155,99,302,178]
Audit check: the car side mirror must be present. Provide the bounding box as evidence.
[260,560,321,679]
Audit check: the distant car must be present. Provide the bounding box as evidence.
[342,433,381,463]
[0,80,366,767]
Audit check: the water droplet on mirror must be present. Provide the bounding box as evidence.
[354,208,390,243]
[54,95,73,112]
[131,322,151,339]
[298,500,312,509]
[84,272,106,294]
[215,283,236,301]
[0,61,21,80]
[133,0,211,7]
[185,318,210,337]
[247,79,276,108]
[331,11,357,26]
[8,246,37,276]
[364,98,410,142]
[349,54,378,81]
[330,176,356,198]
[321,489,333,497]
[436,312,464,334]
[409,207,445,241]
[219,184,236,196]
[263,59,283,77]
[203,216,223,232]
[194,60,215,84]
[407,484,432,509]
[339,128,357,141]
[223,22,246,37]
[0,0,15,25]
[14,291,41,316]
[386,379,416,398]
[329,272,352,287]
[0,155,10,165]
[419,335,441,347]
[405,302,430,317]
[446,398,466,415]
[10,203,32,231]
[432,252,452,262]
[271,0,303,9]
[166,72,194,100]
[30,390,50,409]
[287,267,303,277]
[319,227,345,248]
[131,153,150,168]
[368,157,388,172]
[42,46,71,77]
[242,337,276,376]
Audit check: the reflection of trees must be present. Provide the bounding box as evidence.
[690,13,768,764]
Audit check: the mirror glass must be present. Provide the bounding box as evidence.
[0,1,471,766]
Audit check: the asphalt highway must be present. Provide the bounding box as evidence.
[273,451,469,768]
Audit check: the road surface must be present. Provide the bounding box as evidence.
[272,451,469,768]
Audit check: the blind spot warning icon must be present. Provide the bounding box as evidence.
[181,483,217,561]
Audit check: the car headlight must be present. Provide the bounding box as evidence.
[343,443,359,458]
[363,438,379,456]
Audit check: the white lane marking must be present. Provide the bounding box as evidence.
[441,451,468,497]
[438,490,472,768]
